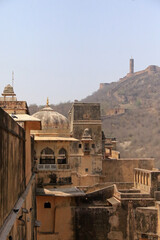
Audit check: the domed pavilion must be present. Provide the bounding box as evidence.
[31,99,79,171]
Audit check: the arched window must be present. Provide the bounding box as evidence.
[40,147,55,164]
[44,202,51,208]
[57,148,67,164]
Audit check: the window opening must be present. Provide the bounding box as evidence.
[57,148,67,164]
[44,202,51,208]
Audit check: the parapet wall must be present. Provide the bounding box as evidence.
[102,158,154,183]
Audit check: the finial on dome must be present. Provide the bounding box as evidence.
[46,97,49,107]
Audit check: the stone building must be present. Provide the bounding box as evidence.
[0,83,160,240]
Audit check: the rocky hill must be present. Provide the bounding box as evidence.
[29,64,160,166]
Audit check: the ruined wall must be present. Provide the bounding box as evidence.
[0,108,25,228]
[102,159,154,183]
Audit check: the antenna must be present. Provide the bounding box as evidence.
[12,71,14,88]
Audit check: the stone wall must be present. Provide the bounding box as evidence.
[0,107,25,228]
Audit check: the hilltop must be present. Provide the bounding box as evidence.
[82,64,160,165]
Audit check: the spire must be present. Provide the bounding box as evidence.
[46,97,49,107]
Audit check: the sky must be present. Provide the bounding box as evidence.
[0,0,160,105]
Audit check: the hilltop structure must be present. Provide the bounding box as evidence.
[100,58,160,89]
[0,83,160,240]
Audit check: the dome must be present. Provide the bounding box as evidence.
[32,105,69,130]
[2,84,15,96]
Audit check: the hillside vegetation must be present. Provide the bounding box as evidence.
[29,65,160,166]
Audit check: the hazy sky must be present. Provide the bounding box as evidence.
[0,0,160,105]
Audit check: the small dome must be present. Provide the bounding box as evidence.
[2,84,15,95]
[32,105,69,130]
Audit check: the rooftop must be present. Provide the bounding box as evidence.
[36,187,85,197]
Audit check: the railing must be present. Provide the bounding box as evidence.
[37,164,70,171]
[57,164,70,169]
[134,168,151,193]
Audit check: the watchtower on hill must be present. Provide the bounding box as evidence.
[130,58,134,74]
